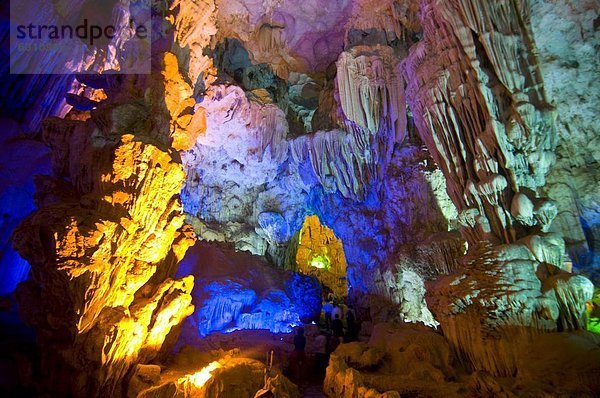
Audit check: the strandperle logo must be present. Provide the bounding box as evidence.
[10,0,151,75]
[15,18,149,47]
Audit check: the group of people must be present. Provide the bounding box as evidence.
[288,294,361,382]
[290,327,345,380]
[291,295,359,379]
[321,295,359,343]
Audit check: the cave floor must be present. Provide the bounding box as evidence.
[297,382,326,398]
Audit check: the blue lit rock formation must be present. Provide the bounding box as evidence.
[0,122,51,294]
[176,242,320,338]
[178,8,454,330]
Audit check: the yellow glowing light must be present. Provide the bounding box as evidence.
[311,255,329,269]
[187,361,221,388]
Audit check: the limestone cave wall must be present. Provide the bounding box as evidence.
[0,0,598,396]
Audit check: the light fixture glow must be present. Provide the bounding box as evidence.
[187,361,221,388]
[310,255,329,269]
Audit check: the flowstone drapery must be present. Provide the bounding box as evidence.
[403,0,593,375]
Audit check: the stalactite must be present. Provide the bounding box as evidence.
[169,0,218,87]
[2,1,599,396]
[404,0,557,244]
[180,84,289,254]
[345,0,421,46]
[337,45,407,144]
[289,126,380,200]
[404,0,594,378]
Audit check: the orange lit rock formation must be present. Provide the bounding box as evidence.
[12,54,204,397]
[296,215,348,298]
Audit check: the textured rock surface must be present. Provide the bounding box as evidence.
[0,125,51,294]
[0,0,170,295]
[324,323,463,397]
[177,16,453,327]
[427,242,592,375]
[176,242,321,338]
[401,0,595,376]
[337,45,405,142]
[181,84,290,255]
[130,349,300,398]
[531,0,600,283]
[295,215,348,298]
[10,51,203,396]
[212,0,353,76]
[325,322,600,397]
[404,0,557,245]
[2,0,598,395]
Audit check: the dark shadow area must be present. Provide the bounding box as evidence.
[0,296,39,397]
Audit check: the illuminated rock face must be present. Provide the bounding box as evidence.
[0,0,174,293]
[325,322,600,397]
[131,355,300,398]
[337,45,406,142]
[296,215,348,298]
[178,1,451,330]
[181,84,291,255]
[170,0,218,90]
[11,53,202,396]
[404,0,557,245]
[2,0,598,395]
[212,0,354,76]
[175,242,320,338]
[324,323,459,397]
[531,0,600,283]
[403,0,594,376]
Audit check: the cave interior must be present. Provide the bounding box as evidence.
[0,0,599,397]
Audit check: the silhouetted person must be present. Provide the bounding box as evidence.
[323,300,333,329]
[313,330,328,376]
[293,327,306,352]
[327,330,340,354]
[332,314,344,340]
[291,327,306,380]
[331,303,342,322]
[345,307,357,342]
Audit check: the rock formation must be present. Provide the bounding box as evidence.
[176,242,321,338]
[0,0,598,396]
[0,124,51,294]
[531,0,600,284]
[10,30,205,397]
[130,349,300,398]
[325,322,600,397]
[295,215,348,298]
[402,0,595,376]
